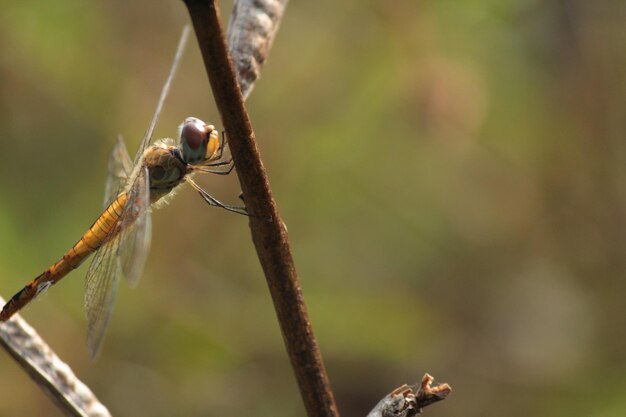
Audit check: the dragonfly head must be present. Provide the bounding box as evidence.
[179,117,220,164]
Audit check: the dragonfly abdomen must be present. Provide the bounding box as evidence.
[0,193,129,321]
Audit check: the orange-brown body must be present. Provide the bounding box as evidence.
[0,121,220,324]
[0,193,129,321]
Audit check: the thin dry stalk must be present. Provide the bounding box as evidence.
[0,297,111,417]
[227,0,289,99]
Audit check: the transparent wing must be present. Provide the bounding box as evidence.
[132,25,191,165]
[118,166,152,288]
[85,168,151,358]
[104,135,132,209]
[85,233,122,359]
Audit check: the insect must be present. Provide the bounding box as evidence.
[0,26,246,357]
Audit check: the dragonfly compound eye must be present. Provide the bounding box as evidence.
[180,117,210,164]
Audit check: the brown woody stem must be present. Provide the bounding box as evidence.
[181,1,339,417]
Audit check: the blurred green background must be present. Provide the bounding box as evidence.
[1,1,625,416]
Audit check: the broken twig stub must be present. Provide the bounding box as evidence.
[367,374,451,417]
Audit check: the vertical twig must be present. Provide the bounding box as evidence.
[0,297,111,417]
[181,1,339,417]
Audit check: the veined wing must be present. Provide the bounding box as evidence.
[85,25,187,357]
[104,25,190,208]
[119,166,151,288]
[104,135,132,209]
[132,25,191,166]
[85,231,122,359]
[85,166,151,358]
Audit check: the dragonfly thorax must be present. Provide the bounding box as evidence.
[143,144,187,203]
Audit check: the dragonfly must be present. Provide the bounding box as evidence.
[0,25,247,358]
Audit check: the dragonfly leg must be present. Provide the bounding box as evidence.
[201,164,235,176]
[199,131,231,166]
[194,159,235,175]
[202,158,232,167]
[187,178,249,216]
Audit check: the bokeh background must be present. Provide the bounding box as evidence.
[1,1,625,416]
